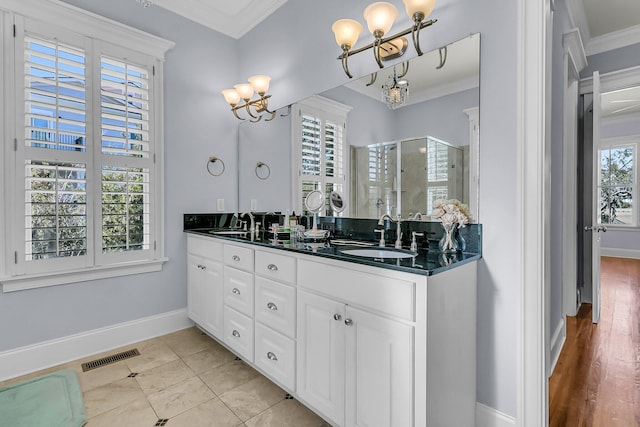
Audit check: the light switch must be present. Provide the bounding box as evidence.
[216,199,225,211]
[250,199,257,211]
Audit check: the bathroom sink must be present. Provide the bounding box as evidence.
[339,248,417,259]
[208,230,248,236]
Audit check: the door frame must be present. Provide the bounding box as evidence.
[562,30,587,319]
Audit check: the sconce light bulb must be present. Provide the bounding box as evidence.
[363,2,398,37]
[402,0,435,21]
[332,19,363,48]
[248,75,271,96]
[221,88,241,106]
[234,83,255,101]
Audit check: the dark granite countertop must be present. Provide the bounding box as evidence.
[185,228,481,277]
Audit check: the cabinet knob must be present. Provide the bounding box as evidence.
[267,302,278,311]
[232,288,241,295]
[344,318,354,326]
[333,314,342,321]
[267,351,278,361]
[232,330,240,338]
[267,263,278,271]
[232,255,240,261]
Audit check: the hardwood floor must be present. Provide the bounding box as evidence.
[549,256,640,427]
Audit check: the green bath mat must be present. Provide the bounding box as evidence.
[0,369,87,427]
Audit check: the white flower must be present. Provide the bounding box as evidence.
[430,198,470,227]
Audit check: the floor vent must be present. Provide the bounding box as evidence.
[81,348,140,372]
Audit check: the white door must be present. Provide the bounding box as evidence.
[296,290,345,426]
[344,306,414,427]
[589,71,604,324]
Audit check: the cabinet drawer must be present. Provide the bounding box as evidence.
[223,266,254,317]
[255,277,296,338]
[188,235,223,260]
[255,322,295,391]
[298,259,415,322]
[223,306,254,363]
[223,244,254,272]
[255,250,296,284]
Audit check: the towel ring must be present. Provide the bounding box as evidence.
[255,161,271,180]
[207,156,225,176]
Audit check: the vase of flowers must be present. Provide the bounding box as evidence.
[431,199,470,253]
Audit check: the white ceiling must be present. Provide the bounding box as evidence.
[151,0,288,39]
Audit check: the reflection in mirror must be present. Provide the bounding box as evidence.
[238,33,480,221]
[330,190,346,213]
[351,136,466,219]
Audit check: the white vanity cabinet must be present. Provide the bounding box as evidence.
[186,235,224,338]
[296,259,414,427]
[186,234,477,427]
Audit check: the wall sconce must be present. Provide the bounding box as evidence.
[221,75,276,122]
[331,0,437,78]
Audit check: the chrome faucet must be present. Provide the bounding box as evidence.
[378,214,403,249]
[240,212,255,234]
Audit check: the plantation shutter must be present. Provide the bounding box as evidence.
[23,34,89,268]
[98,55,153,260]
[295,97,349,216]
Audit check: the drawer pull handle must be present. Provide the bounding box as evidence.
[232,288,241,295]
[344,318,354,326]
[334,314,342,321]
[267,352,278,361]
[232,330,240,338]
[267,302,278,311]
[232,255,240,262]
[267,263,278,271]
[197,264,205,270]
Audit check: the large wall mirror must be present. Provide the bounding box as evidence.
[238,33,480,222]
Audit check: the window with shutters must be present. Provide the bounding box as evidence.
[2,6,172,291]
[293,96,351,217]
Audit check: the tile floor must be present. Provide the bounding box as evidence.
[0,327,330,426]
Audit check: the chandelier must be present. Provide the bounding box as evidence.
[331,0,437,78]
[382,63,409,109]
[220,75,276,122]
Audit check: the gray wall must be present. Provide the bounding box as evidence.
[2,0,521,418]
[236,0,520,416]
[0,0,240,350]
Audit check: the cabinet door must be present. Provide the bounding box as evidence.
[187,254,223,339]
[344,306,414,427]
[201,257,223,338]
[297,290,345,426]
[187,254,206,325]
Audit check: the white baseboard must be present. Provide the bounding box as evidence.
[476,402,516,427]
[601,247,640,260]
[548,318,566,377]
[0,309,193,381]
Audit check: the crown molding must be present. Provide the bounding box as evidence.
[586,24,640,56]
[564,0,590,43]
[581,64,640,94]
[563,28,587,77]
